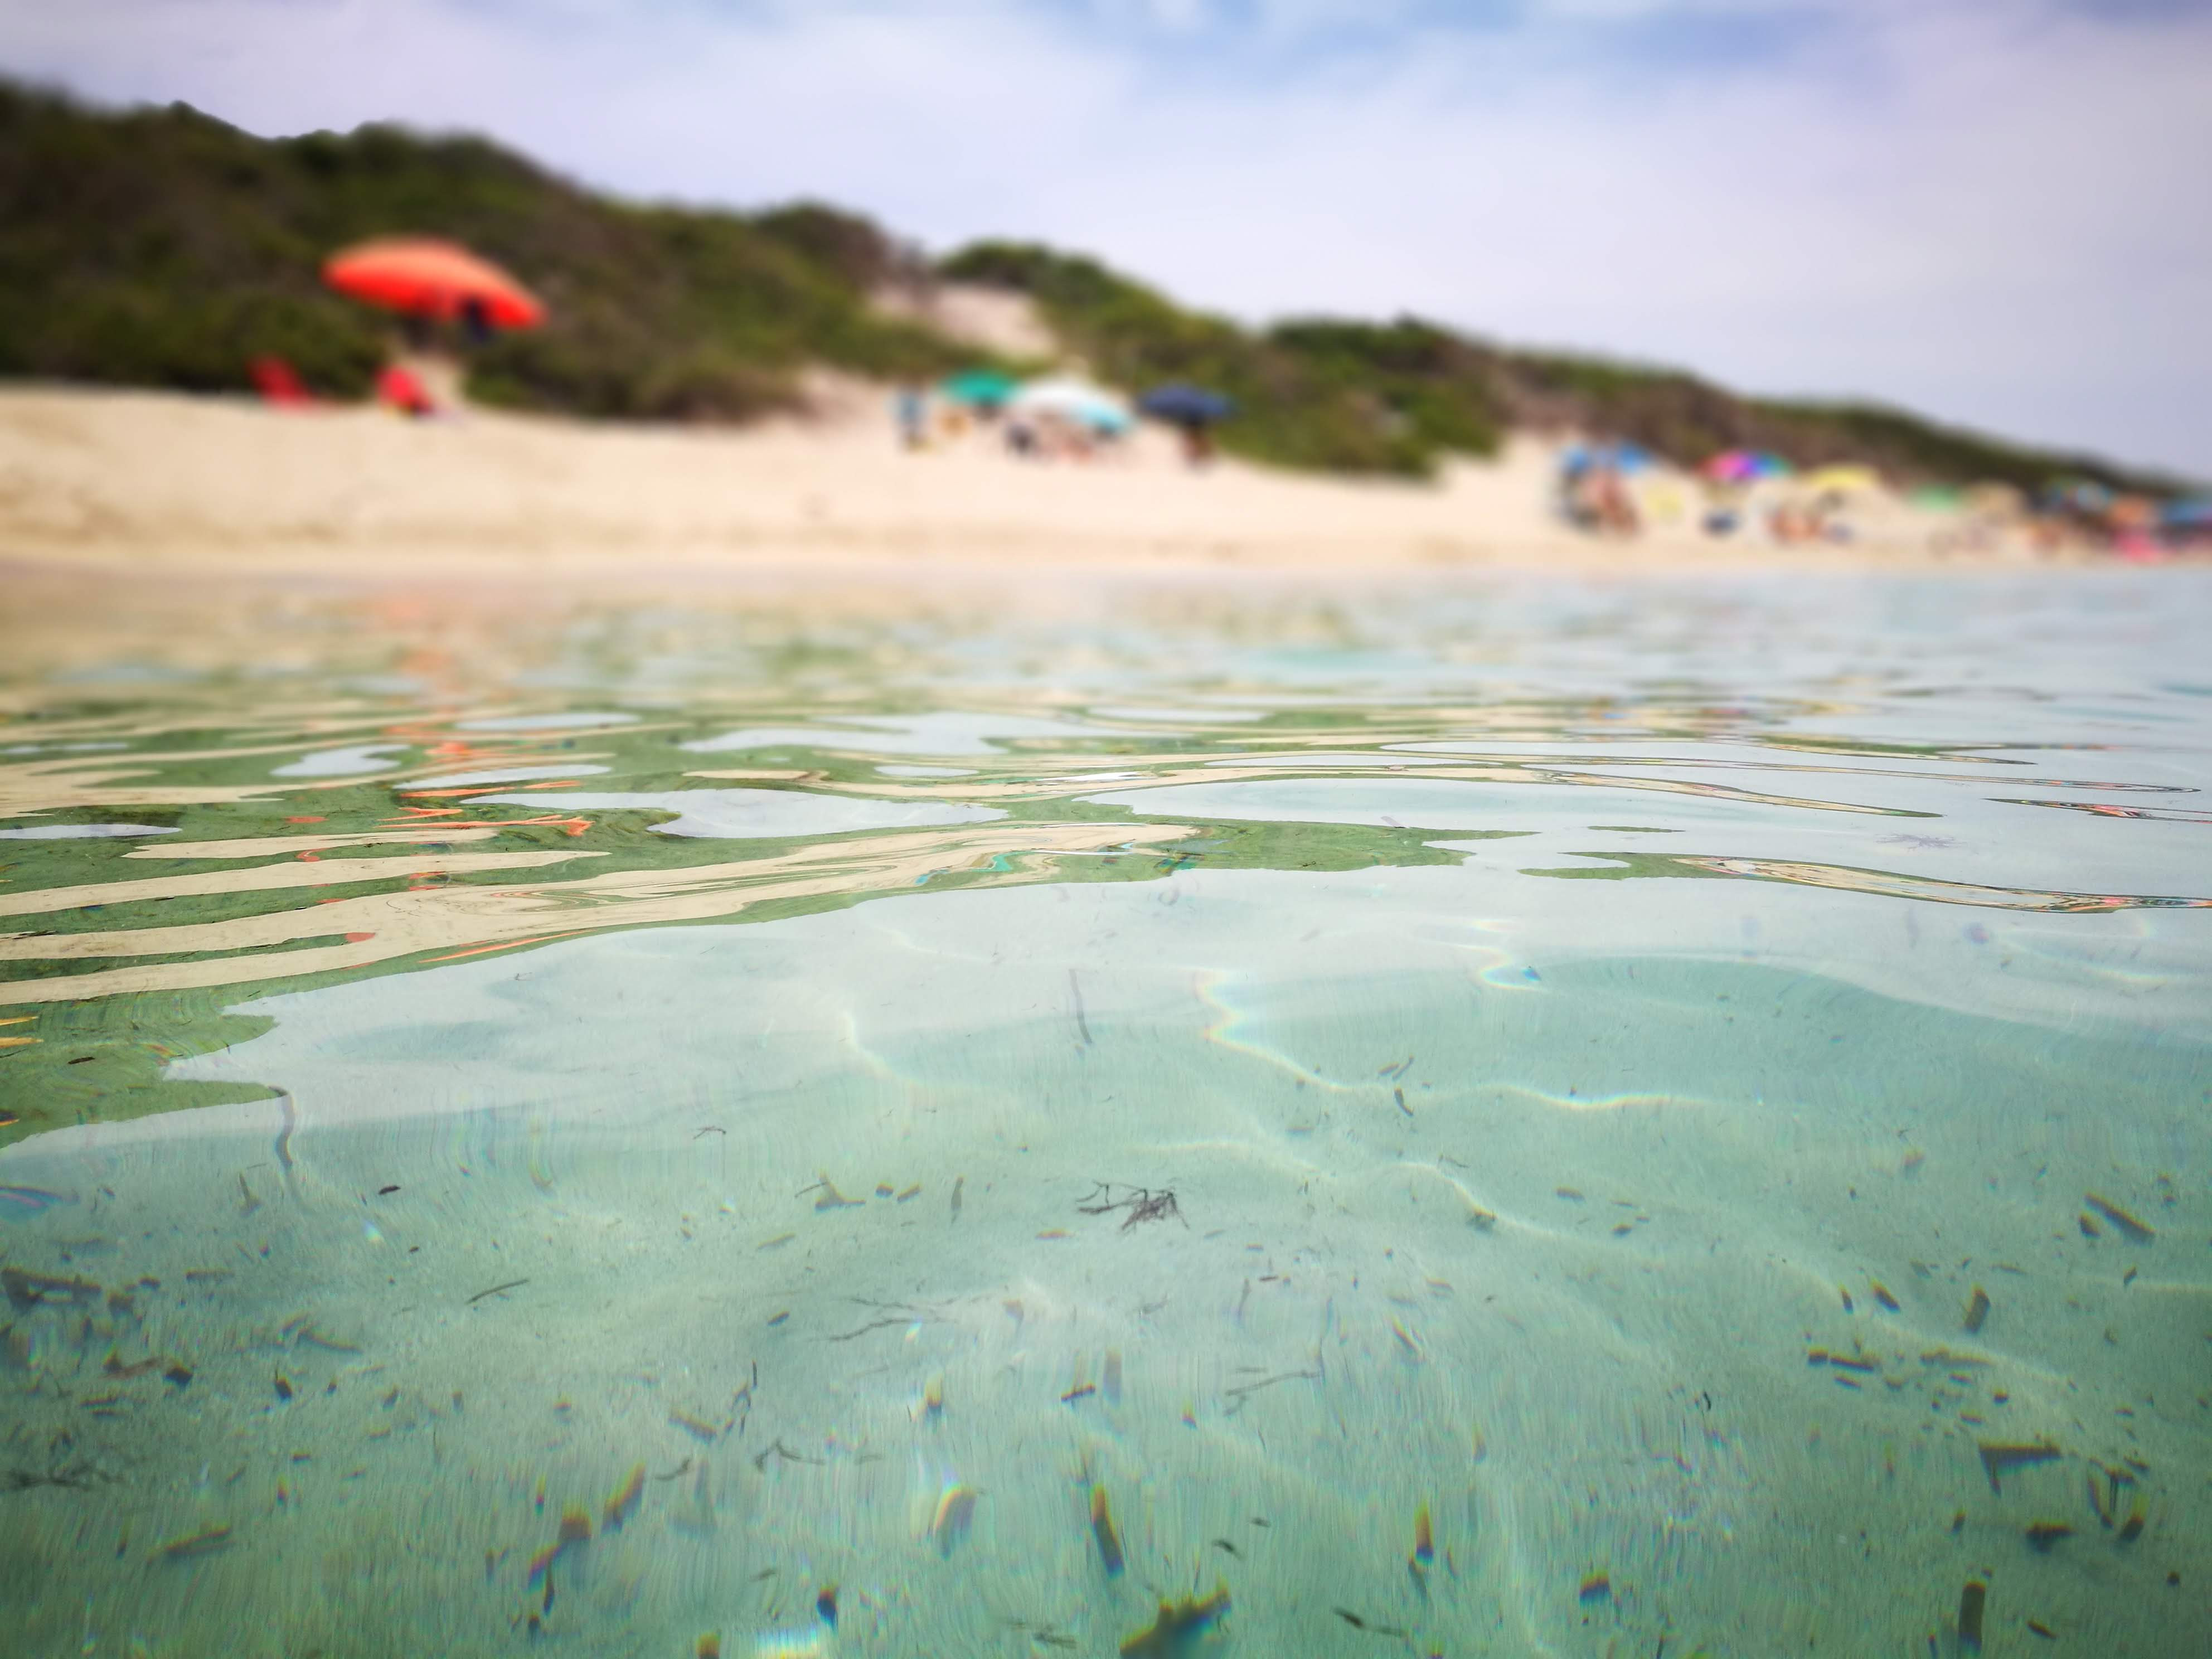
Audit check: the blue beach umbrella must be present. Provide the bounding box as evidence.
[1561,441,1647,477]
[1138,384,1236,427]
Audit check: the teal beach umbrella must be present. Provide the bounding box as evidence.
[939,370,1017,409]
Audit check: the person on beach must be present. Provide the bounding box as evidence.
[1560,449,1638,536]
[376,363,435,418]
[1592,463,1638,536]
[894,384,926,450]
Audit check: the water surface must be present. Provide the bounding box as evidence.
[2,567,2208,1657]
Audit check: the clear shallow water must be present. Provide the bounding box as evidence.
[1,567,2208,1657]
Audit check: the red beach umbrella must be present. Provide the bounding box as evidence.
[322,237,546,329]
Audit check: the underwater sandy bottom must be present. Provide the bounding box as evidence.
[3,868,2206,1658]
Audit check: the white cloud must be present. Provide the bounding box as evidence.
[3,0,2207,474]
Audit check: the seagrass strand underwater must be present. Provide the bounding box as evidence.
[1,565,2209,1659]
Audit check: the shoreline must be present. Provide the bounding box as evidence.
[0,384,2166,585]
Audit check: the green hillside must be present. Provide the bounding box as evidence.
[942,241,2191,494]
[0,81,977,420]
[935,242,1502,477]
[0,80,2189,496]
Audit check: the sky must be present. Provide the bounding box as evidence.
[5,0,2210,477]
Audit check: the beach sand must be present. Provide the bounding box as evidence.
[0,381,2002,583]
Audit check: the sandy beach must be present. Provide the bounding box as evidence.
[0,381,2020,583]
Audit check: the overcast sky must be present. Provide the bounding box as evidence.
[6,0,2209,476]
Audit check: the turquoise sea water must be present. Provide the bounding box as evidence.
[1,567,2208,1657]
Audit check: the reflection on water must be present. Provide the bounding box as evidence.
[1,567,2209,1656]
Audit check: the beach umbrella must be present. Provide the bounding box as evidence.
[323,237,546,329]
[2043,479,2111,513]
[1009,376,1134,435]
[1802,464,1881,496]
[940,369,1017,409]
[1565,441,1647,476]
[1138,383,1236,428]
[1705,450,1796,481]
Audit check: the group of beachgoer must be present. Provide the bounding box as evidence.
[1558,450,1641,536]
[894,377,1220,467]
[2018,483,2208,560]
[997,411,1098,461]
[1558,444,1878,544]
[1555,442,2208,559]
[897,387,1122,462]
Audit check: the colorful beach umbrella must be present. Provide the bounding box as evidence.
[1701,449,1792,484]
[323,237,546,329]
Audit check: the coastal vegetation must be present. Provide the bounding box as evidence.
[945,240,2190,494]
[1,80,2187,496]
[0,83,970,421]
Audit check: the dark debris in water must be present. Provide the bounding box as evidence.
[3,1461,114,1492]
[1077,1182,1185,1230]
[2083,1192,2155,1243]
[1119,1583,1230,1657]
